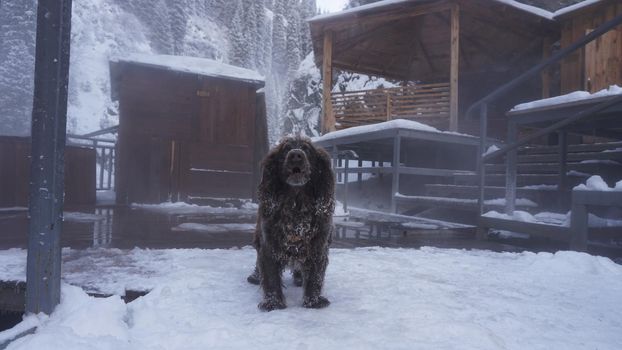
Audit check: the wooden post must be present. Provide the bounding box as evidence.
[541,37,552,98]
[569,197,588,252]
[449,3,460,132]
[322,31,335,134]
[386,92,392,120]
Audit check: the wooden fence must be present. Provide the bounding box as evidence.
[331,82,450,129]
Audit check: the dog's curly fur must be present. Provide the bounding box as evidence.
[247,136,335,311]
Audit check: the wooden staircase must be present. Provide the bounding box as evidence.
[394,140,622,250]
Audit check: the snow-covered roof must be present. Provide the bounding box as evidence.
[554,0,607,19]
[309,0,554,22]
[111,54,265,86]
[510,85,622,113]
[311,119,476,143]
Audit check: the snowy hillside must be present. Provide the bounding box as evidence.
[0,0,317,143]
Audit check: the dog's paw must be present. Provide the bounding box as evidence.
[302,295,330,309]
[247,269,260,285]
[258,298,287,312]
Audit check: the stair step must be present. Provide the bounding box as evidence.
[453,173,589,186]
[425,184,558,200]
[485,161,622,174]
[394,194,538,212]
[520,141,622,155]
[478,216,570,242]
[517,150,622,163]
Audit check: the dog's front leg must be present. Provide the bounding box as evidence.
[258,246,286,311]
[302,252,330,309]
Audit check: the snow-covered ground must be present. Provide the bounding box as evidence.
[1,247,622,349]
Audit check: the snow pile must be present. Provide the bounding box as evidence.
[172,223,255,233]
[131,202,257,216]
[511,85,622,112]
[484,198,538,207]
[484,210,568,226]
[62,212,105,223]
[112,53,265,85]
[574,175,622,191]
[2,247,622,349]
[334,200,348,217]
[483,144,501,156]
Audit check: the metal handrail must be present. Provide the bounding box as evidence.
[67,131,117,191]
[467,13,622,214]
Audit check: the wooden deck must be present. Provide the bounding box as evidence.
[313,121,480,213]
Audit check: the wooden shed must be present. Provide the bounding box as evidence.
[0,136,96,208]
[110,54,267,204]
[556,0,622,93]
[309,0,559,136]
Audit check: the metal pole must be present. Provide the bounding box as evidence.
[477,104,488,215]
[505,121,517,214]
[26,0,73,315]
[390,135,401,213]
[343,154,349,213]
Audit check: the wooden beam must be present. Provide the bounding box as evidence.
[322,31,335,134]
[541,36,552,98]
[449,3,459,132]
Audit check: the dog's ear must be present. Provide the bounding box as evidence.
[309,143,335,216]
[258,141,286,211]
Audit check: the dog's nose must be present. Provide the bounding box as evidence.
[288,149,305,163]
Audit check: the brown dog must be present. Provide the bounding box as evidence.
[247,136,335,311]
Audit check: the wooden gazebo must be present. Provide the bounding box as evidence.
[309,0,559,135]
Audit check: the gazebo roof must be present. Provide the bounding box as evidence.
[309,0,559,81]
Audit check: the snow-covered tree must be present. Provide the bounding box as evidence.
[285,3,302,78]
[229,0,251,68]
[0,0,37,136]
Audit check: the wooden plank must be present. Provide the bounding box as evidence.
[398,166,475,177]
[449,2,459,132]
[322,30,335,134]
[478,216,570,242]
[572,190,622,207]
[541,36,552,98]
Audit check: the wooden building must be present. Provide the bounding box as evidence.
[0,136,96,208]
[556,0,622,93]
[110,54,267,204]
[309,0,559,136]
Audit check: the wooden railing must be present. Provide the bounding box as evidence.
[331,82,450,129]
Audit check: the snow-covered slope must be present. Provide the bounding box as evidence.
[0,0,317,143]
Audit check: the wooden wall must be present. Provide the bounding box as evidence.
[0,137,96,208]
[560,1,622,93]
[114,63,266,204]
